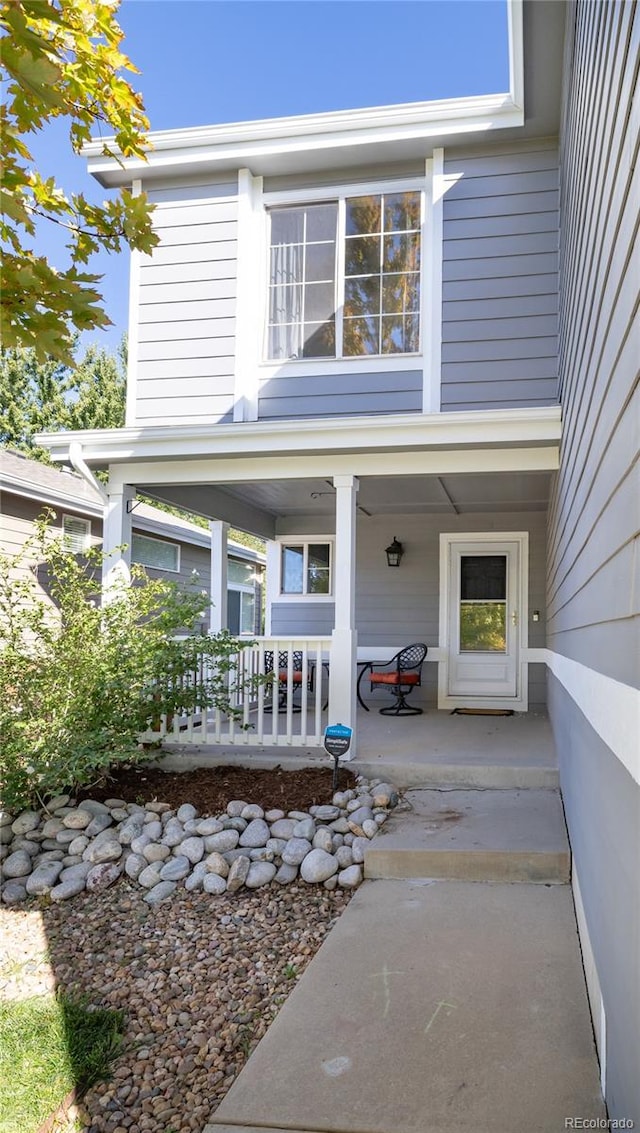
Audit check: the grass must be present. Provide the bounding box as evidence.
[0,992,125,1133]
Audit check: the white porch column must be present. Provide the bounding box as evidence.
[264,540,280,635]
[101,482,134,601]
[329,475,359,754]
[209,520,229,633]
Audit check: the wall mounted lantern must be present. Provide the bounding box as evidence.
[385,537,404,568]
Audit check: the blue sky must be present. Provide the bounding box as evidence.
[32,0,509,354]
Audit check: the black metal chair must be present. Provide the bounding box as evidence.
[357,643,428,716]
[263,650,309,713]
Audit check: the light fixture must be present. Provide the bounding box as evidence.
[385,536,404,568]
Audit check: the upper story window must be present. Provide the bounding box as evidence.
[132,533,180,573]
[267,190,421,362]
[62,514,91,554]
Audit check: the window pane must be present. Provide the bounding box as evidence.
[240,591,256,634]
[382,273,420,314]
[302,319,336,358]
[270,242,304,287]
[461,556,507,601]
[384,191,421,232]
[268,322,302,360]
[308,543,330,569]
[269,283,302,323]
[305,241,336,282]
[62,516,90,554]
[346,195,381,236]
[343,316,380,355]
[345,276,381,317]
[132,534,179,572]
[271,208,304,244]
[304,281,335,322]
[228,560,254,586]
[460,604,507,652]
[308,570,330,594]
[345,234,381,276]
[306,204,337,241]
[282,546,304,593]
[383,231,421,273]
[308,546,330,594]
[381,313,419,353]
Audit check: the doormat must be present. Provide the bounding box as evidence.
[451,708,514,716]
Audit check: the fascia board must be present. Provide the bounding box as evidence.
[85,93,523,187]
[0,477,104,517]
[131,513,211,548]
[35,407,561,465]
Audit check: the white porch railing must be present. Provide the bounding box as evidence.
[141,636,331,748]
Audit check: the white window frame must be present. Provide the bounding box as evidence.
[62,514,91,554]
[227,558,259,636]
[277,537,334,601]
[261,175,427,375]
[131,532,181,573]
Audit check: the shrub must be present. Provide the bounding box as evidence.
[0,518,259,810]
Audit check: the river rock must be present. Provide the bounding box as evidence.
[178,836,204,864]
[225,816,247,832]
[78,799,110,816]
[196,818,224,836]
[336,845,354,869]
[12,838,40,857]
[26,861,64,895]
[130,832,152,855]
[269,819,297,840]
[281,837,312,866]
[176,803,197,823]
[293,817,316,840]
[226,800,247,817]
[68,835,89,857]
[86,862,122,892]
[62,809,93,830]
[161,818,186,847]
[362,819,379,839]
[204,829,239,854]
[350,837,368,864]
[239,819,270,848]
[144,880,177,904]
[45,795,70,812]
[266,837,287,855]
[245,861,276,888]
[264,809,285,822]
[203,872,227,895]
[348,806,374,827]
[2,881,27,905]
[330,817,351,834]
[60,861,91,883]
[11,811,40,836]
[205,852,229,878]
[42,817,65,837]
[0,827,13,845]
[241,803,264,820]
[124,853,147,880]
[184,862,208,891]
[3,850,32,878]
[314,805,341,821]
[274,863,298,884]
[226,855,250,892]
[160,856,191,882]
[338,864,363,888]
[85,837,123,864]
[249,848,274,862]
[117,817,144,845]
[372,783,398,807]
[50,874,87,901]
[138,863,164,889]
[300,848,338,883]
[312,828,334,853]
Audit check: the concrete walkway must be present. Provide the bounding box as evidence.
[207,878,605,1133]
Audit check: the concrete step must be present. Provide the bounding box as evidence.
[208,879,604,1133]
[364,788,570,883]
[353,757,559,790]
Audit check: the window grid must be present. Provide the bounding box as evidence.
[280,541,332,596]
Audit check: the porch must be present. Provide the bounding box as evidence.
[155,702,558,791]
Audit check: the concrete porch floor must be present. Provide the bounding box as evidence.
[159,709,558,791]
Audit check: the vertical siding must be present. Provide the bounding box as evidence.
[441,142,559,409]
[548,1,639,1122]
[135,179,238,425]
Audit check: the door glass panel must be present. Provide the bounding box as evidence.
[459,555,507,652]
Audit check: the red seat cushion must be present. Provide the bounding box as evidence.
[370,671,420,686]
[279,670,303,683]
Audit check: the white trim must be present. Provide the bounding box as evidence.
[544,650,640,786]
[571,864,606,1095]
[126,179,142,428]
[423,150,443,413]
[131,530,181,573]
[35,406,562,465]
[264,541,280,634]
[258,354,422,381]
[84,89,524,187]
[209,520,228,633]
[234,170,263,422]
[438,531,530,711]
[262,175,425,206]
[508,0,525,113]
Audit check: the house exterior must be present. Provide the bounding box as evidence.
[0,448,264,635]
[34,0,638,1117]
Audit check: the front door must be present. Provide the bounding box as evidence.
[446,539,521,700]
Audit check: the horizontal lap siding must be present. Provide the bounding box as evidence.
[135,181,238,425]
[441,144,559,410]
[258,370,422,419]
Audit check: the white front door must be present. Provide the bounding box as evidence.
[446,539,521,700]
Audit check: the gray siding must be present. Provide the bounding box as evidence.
[441,141,559,410]
[548,1,639,1122]
[271,510,548,707]
[258,370,422,420]
[135,178,238,425]
[133,536,211,633]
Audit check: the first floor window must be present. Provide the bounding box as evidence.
[62,514,91,554]
[281,542,331,595]
[131,533,180,572]
[228,559,259,635]
[267,188,421,361]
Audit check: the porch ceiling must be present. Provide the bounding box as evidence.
[139,470,552,529]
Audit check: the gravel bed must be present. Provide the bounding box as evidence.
[1,880,350,1133]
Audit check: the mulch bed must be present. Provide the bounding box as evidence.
[75,763,357,815]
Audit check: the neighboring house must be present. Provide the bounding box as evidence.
[34,0,638,1118]
[0,448,264,636]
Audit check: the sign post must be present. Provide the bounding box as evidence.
[324,723,353,790]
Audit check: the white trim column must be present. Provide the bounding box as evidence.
[101,482,135,600]
[233,168,263,422]
[329,474,359,754]
[264,540,280,635]
[209,520,229,633]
